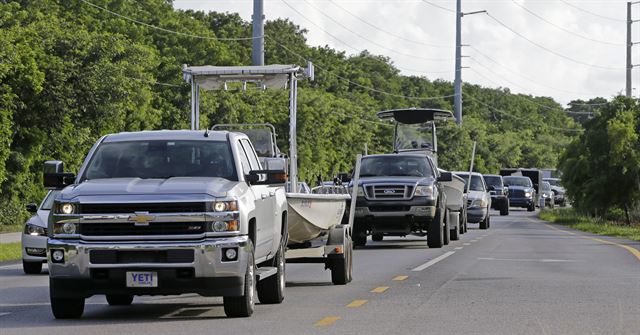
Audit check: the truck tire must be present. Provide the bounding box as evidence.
[353,222,367,247]
[427,208,444,248]
[443,209,450,245]
[257,243,285,304]
[479,212,490,230]
[527,202,535,212]
[330,235,353,285]
[23,260,42,274]
[224,247,255,317]
[51,297,85,319]
[106,294,133,306]
[372,233,383,242]
[500,200,509,216]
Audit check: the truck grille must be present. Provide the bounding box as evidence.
[510,190,525,198]
[80,202,207,214]
[90,249,194,264]
[365,185,414,200]
[369,206,411,212]
[79,221,206,236]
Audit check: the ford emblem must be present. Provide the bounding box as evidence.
[383,189,395,194]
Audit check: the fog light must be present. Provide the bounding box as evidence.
[212,221,228,232]
[52,250,64,263]
[225,248,237,260]
[62,222,76,234]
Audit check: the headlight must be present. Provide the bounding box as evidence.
[213,201,238,212]
[470,198,488,208]
[542,193,548,198]
[52,222,79,236]
[207,220,239,232]
[24,223,46,236]
[414,185,434,198]
[524,192,532,198]
[55,202,76,214]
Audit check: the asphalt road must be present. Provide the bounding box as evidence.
[1,210,639,335]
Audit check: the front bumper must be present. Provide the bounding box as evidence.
[467,207,488,223]
[509,197,534,208]
[47,236,249,298]
[353,197,436,235]
[22,233,47,262]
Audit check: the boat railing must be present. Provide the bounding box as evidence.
[311,185,349,195]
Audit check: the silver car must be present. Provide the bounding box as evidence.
[22,190,60,274]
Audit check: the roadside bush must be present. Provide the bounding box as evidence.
[0,199,29,227]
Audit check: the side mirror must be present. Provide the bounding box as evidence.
[437,172,452,182]
[26,203,38,213]
[503,186,509,195]
[247,169,287,185]
[487,185,495,191]
[43,161,75,189]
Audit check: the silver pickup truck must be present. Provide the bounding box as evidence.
[43,130,288,318]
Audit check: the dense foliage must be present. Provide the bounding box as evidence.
[559,97,640,224]
[1,0,581,225]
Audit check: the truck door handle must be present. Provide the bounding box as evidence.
[269,192,275,197]
[261,194,268,199]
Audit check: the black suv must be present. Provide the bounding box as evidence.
[482,174,509,216]
[352,153,451,248]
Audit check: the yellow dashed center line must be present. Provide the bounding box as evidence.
[346,299,368,308]
[370,286,389,293]
[315,316,340,326]
[392,275,408,281]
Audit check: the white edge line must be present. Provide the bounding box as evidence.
[411,251,455,271]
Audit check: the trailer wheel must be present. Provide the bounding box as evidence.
[443,209,450,245]
[427,208,444,248]
[331,236,352,285]
[353,222,367,247]
[224,244,255,317]
[257,242,285,304]
[450,212,460,241]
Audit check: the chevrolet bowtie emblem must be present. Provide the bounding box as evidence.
[128,212,155,226]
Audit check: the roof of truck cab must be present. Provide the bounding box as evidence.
[102,130,239,142]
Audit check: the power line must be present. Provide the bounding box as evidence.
[463,94,583,132]
[469,46,603,96]
[328,0,452,48]
[282,0,450,62]
[485,12,624,71]
[265,35,457,101]
[559,0,625,22]
[79,0,258,41]
[420,0,455,13]
[509,0,623,46]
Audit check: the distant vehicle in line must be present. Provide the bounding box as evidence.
[500,168,543,207]
[503,176,536,211]
[454,172,491,230]
[22,190,60,274]
[540,181,555,209]
[482,174,509,216]
[543,178,566,207]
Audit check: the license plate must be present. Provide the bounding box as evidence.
[126,271,157,288]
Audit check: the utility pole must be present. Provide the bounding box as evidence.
[627,2,640,97]
[454,1,486,125]
[252,0,264,66]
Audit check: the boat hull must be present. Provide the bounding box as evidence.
[441,174,466,211]
[286,193,350,244]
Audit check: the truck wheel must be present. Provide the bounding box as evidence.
[479,212,489,230]
[443,209,450,245]
[330,237,352,285]
[353,223,367,247]
[23,260,42,274]
[257,243,285,304]
[500,201,509,216]
[427,208,444,248]
[224,248,255,317]
[371,233,383,242]
[106,294,133,306]
[51,297,85,319]
[527,202,535,212]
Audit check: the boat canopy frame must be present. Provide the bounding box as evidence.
[182,63,314,193]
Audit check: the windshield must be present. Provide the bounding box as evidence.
[83,140,237,180]
[241,129,275,157]
[40,190,61,210]
[360,156,433,178]
[395,123,434,151]
[483,176,502,188]
[456,174,485,192]
[544,178,562,187]
[503,176,532,187]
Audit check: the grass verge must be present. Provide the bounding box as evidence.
[539,208,640,241]
[0,242,22,262]
[0,224,22,234]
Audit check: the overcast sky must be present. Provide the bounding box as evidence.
[173,0,638,106]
